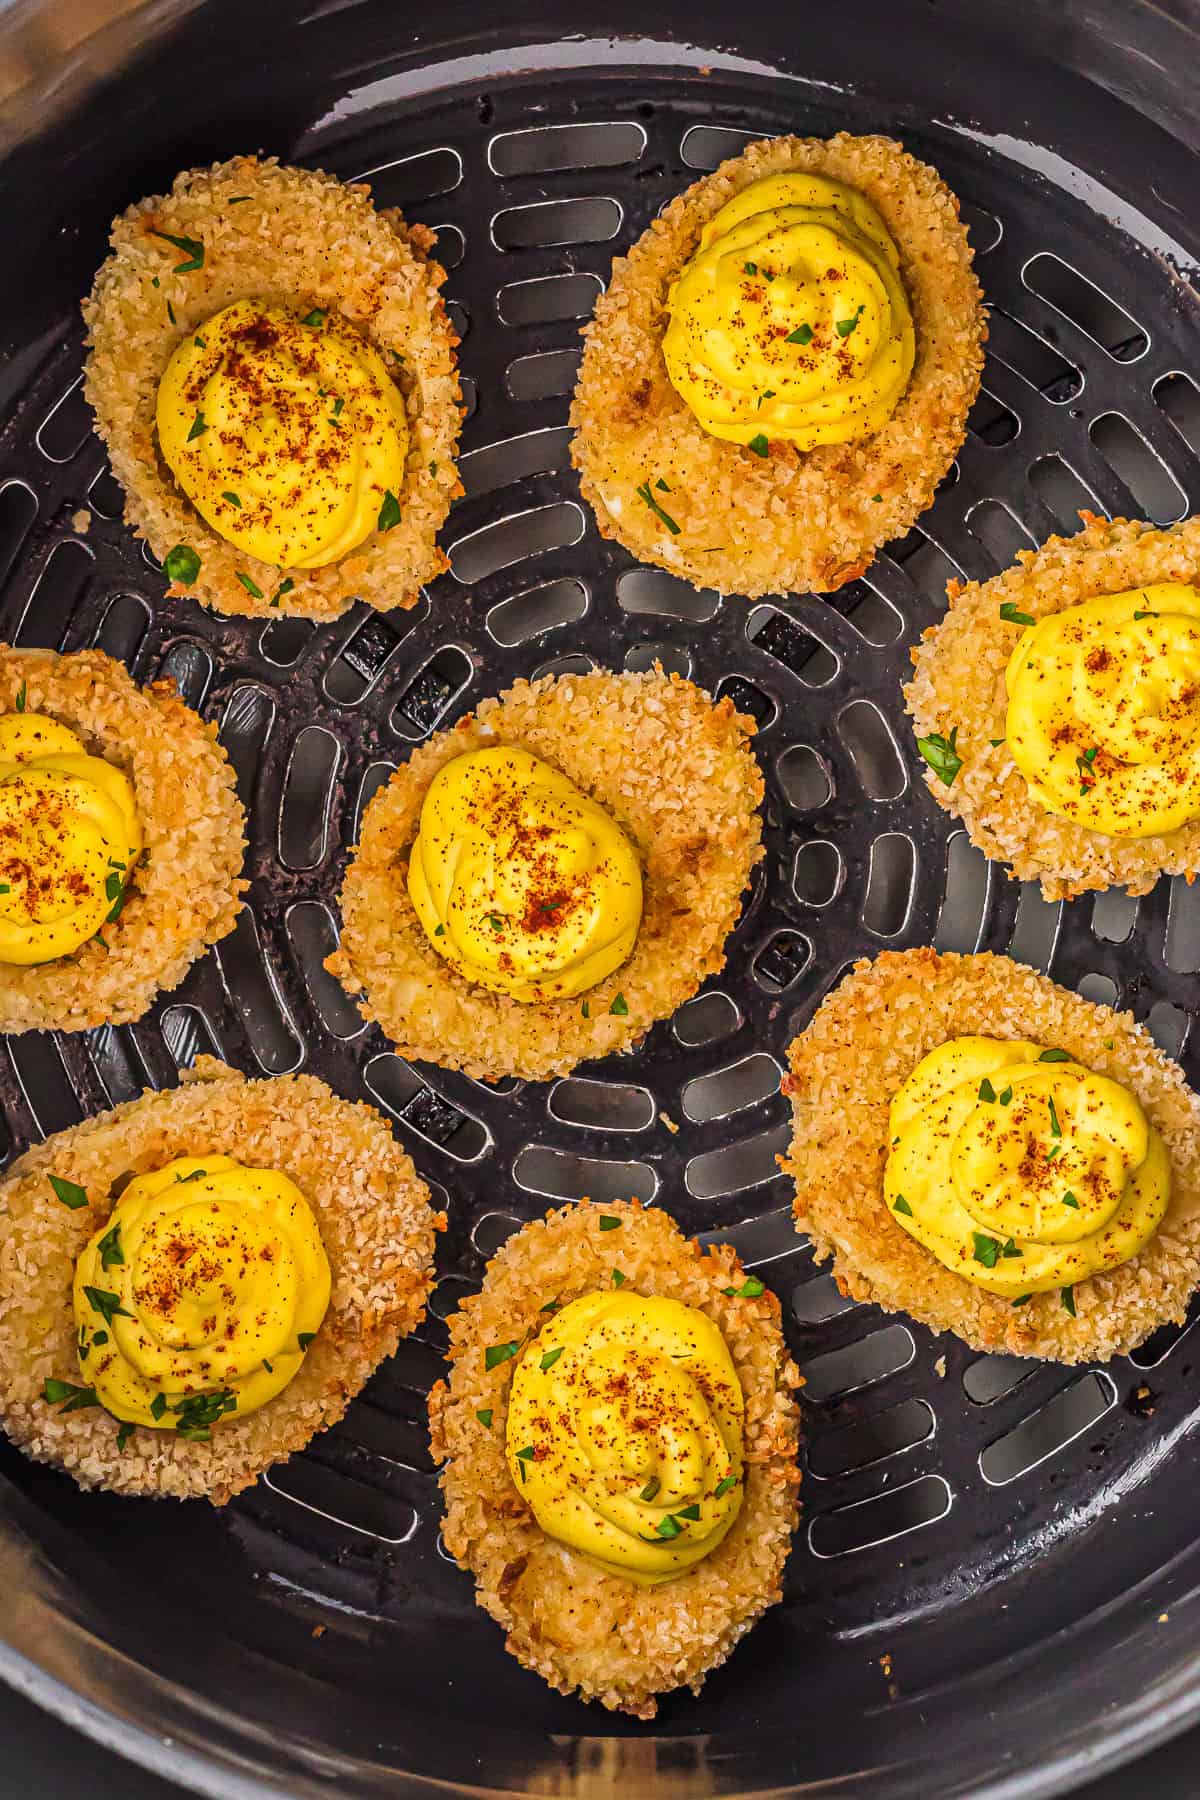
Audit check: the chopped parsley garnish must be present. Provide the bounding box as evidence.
[476,1409,493,1427]
[164,544,201,585]
[1062,1191,1080,1209]
[872,493,883,503]
[722,1276,765,1298]
[194,333,207,347]
[331,396,345,420]
[581,1000,590,1018]
[654,1514,683,1539]
[1134,610,1158,620]
[677,1503,701,1521]
[972,1232,1001,1269]
[635,479,680,535]
[747,432,770,457]
[640,1475,661,1502]
[991,737,1005,746]
[98,1223,124,1269]
[172,1388,237,1441]
[151,229,205,272]
[175,1168,207,1183]
[786,323,814,345]
[893,1194,913,1217]
[14,681,26,712]
[105,871,122,903]
[714,1473,738,1497]
[48,1174,88,1210]
[598,1215,621,1231]
[609,993,629,1016]
[999,602,1035,625]
[487,912,503,932]
[612,1268,626,1287]
[298,1331,316,1350]
[150,1392,167,1420]
[222,491,243,508]
[1061,1285,1077,1317]
[539,1298,560,1313]
[84,1286,134,1327]
[485,1341,521,1369]
[978,1077,996,1103]
[916,727,962,786]
[262,1359,273,1373]
[1011,1294,1033,1307]
[301,308,326,327]
[228,195,251,204]
[515,1444,536,1461]
[836,305,865,337]
[1048,1096,1062,1138]
[116,1422,135,1452]
[1046,1144,1062,1161]
[540,1348,564,1371]
[757,390,776,407]
[433,923,445,936]
[743,261,758,276]
[43,1378,99,1412]
[1001,1238,1022,1258]
[655,477,671,492]
[91,1330,109,1347]
[377,489,402,532]
[998,1086,1013,1106]
[1039,1048,1071,1062]
[236,572,265,599]
[273,576,295,607]
[0,885,8,895]
[166,299,177,325]
[187,410,207,441]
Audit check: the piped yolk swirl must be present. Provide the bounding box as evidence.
[156,299,409,569]
[885,1037,1170,1296]
[407,745,643,1002]
[74,1155,331,1433]
[0,710,141,966]
[1005,584,1200,838]
[662,172,915,450]
[505,1291,745,1585]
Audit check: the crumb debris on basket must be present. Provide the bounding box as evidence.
[660,1111,680,1134]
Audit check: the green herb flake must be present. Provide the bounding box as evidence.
[655,1514,683,1540]
[151,228,204,272]
[515,1445,536,1461]
[485,1341,521,1370]
[893,1194,914,1217]
[48,1174,88,1211]
[609,992,629,1016]
[298,1331,316,1351]
[84,1286,134,1326]
[262,1359,273,1374]
[104,871,122,903]
[539,1298,560,1313]
[184,411,208,446]
[991,737,1006,746]
[540,1347,564,1371]
[1134,610,1158,620]
[0,885,8,895]
[999,602,1035,626]
[916,726,963,787]
[599,1215,621,1231]
[747,432,770,457]
[836,305,865,337]
[655,477,671,492]
[871,493,882,503]
[166,300,177,325]
[1039,1048,1072,1063]
[677,1503,701,1521]
[1046,1144,1062,1162]
[476,1409,493,1427]
[91,1330,109,1347]
[301,307,327,327]
[714,1473,738,1497]
[1001,1238,1022,1259]
[487,912,503,932]
[15,681,26,713]
[377,489,402,532]
[635,479,681,535]
[978,1077,996,1103]
[1048,1096,1062,1138]
[1011,1294,1033,1307]
[222,491,243,508]
[98,1223,124,1270]
[743,261,758,276]
[581,1000,590,1018]
[236,572,265,600]
[786,323,814,345]
[194,333,207,349]
[43,1378,99,1412]
[116,1422,135,1452]
[433,923,445,936]
[164,544,201,586]
[1061,1285,1077,1317]
[1062,1191,1080,1209]
[973,1232,1001,1269]
[998,1086,1014,1106]
[228,195,251,205]
[150,1392,168,1420]
[722,1276,765,1299]
[612,1268,626,1287]
[639,1474,661,1502]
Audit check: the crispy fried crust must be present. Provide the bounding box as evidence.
[905,513,1200,899]
[781,948,1200,1361]
[428,1199,801,1717]
[0,1059,443,1501]
[328,669,765,1083]
[569,132,984,599]
[83,155,462,622]
[0,647,245,1033]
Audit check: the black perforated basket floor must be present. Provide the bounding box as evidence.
[4,3,1200,1797]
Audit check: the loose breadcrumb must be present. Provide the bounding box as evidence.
[83,155,462,622]
[328,669,764,1083]
[0,1059,442,1502]
[570,132,984,599]
[905,512,1200,899]
[0,647,245,1033]
[781,948,1200,1362]
[428,1199,801,1717]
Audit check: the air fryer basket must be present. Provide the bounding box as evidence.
[3,1,1200,1794]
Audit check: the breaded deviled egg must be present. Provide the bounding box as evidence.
[571,132,984,599]
[84,156,462,621]
[328,668,764,1083]
[907,513,1200,899]
[0,647,245,1034]
[782,948,1200,1362]
[429,1200,801,1716]
[0,1060,442,1500]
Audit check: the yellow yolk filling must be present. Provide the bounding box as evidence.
[73,1155,331,1433]
[156,299,409,570]
[0,711,141,966]
[407,745,643,1003]
[1005,583,1200,838]
[662,171,916,450]
[885,1037,1170,1297]
[505,1290,745,1585]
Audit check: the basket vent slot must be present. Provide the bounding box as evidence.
[492,196,622,250]
[505,348,581,402]
[673,990,741,1048]
[935,830,991,954]
[616,567,721,623]
[449,502,584,583]
[682,1053,781,1123]
[809,1474,952,1558]
[285,902,364,1040]
[793,839,842,908]
[980,1371,1116,1485]
[799,1324,916,1403]
[807,1398,936,1479]
[1089,412,1186,523]
[685,1122,791,1200]
[488,576,587,646]
[548,1079,655,1132]
[18,540,92,648]
[513,1144,656,1204]
[489,121,646,176]
[460,426,571,499]
[1027,453,1102,531]
[497,273,603,327]
[1023,252,1148,359]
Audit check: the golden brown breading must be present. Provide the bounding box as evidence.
[0,646,245,1033]
[428,1199,801,1717]
[83,155,462,622]
[781,948,1200,1361]
[570,132,984,598]
[905,513,1200,899]
[0,1059,443,1501]
[328,668,764,1083]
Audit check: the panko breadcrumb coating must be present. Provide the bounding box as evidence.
[570,132,984,599]
[782,948,1200,1362]
[328,668,764,1083]
[0,647,245,1034]
[906,513,1200,899]
[0,1058,443,1502]
[83,155,462,622]
[428,1200,801,1717]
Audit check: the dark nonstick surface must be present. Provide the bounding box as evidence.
[3,2,1200,1796]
